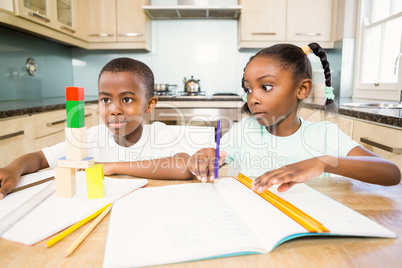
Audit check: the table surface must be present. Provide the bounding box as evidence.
[1,175,402,268]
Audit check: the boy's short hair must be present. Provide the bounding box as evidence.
[99,57,154,99]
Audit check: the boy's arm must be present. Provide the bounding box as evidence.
[0,151,49,199]
[101,153,193,180]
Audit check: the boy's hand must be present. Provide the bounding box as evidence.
[0,167,19,200]
[188,148,226,183]
[251,157,326,193]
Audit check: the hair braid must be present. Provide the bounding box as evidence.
[308,43,336,111]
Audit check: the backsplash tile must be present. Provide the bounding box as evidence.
[0,27,73,101]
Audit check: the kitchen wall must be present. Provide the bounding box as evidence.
[0,27,74,101]
[0,20,342,101]
[72,20,342,98]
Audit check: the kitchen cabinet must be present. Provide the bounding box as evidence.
[0,0,13,12]
[238,0,286,43]
[238,0,335,49]
[299,107,402,172]
[0,116,34,167]
[14,0,78,37]
[32,105,98,151]
[0,0,87,47]
[87,0,151,50]
[352,120,402,172]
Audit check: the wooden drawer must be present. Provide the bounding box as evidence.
[32,108,95,139]
[0,116,34,167]
[352,120,402,171]
[33,110,66,139]
[34,131,65,151]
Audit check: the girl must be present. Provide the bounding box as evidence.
[188,43,401,192]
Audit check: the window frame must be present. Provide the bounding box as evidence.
[353,0,402,101]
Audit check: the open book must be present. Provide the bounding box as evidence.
[0,169,147,245]
[103,177,396,267]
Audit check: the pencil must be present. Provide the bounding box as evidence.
[236,173,329,233]
[46,203,112,248]
[214,120,221,179]
[64,205,112,257]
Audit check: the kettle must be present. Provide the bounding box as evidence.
[183,76,201,93]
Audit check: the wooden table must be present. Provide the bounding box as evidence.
[1,176,402,268]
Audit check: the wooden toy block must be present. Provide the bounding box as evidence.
[66,101,85,128]
[58,156,94,169]
[55,167,76,198]
[85,164,105,199]
[66,87,84,101]
[65,127,88,161]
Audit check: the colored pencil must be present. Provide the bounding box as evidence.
[64,205,112,257]
[236,173,329,233]
[214,120,221,179]
[46,203,112,248]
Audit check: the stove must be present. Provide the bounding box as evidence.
[174,91,207,99]
[154,91,175,97]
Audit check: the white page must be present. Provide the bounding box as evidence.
[214,178,396,252]
[0,170,147,245]
[103,183,266,268]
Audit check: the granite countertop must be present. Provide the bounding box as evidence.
[1,96,401,128]
[0,96,99,119]
[302,98,402,128]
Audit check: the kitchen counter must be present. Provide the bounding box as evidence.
[1,96,401,128]
[0,97,99,119]
[302,98,402,128]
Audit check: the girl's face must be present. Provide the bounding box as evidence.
[98,71,156,146]
[243,56,301,131]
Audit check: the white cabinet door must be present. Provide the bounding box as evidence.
[88,0,117,42]
[239,0,286,42]
[287,0,332,42]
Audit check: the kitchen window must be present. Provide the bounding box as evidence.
[354,0,402,100]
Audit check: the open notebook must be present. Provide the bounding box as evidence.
[0,169,147,245]
[103,177,396,268]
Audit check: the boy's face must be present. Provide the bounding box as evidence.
[98,71,157,145]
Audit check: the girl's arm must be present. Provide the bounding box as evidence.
[252,146,401,193]
[0,151,49,199]
[101,153,193,180]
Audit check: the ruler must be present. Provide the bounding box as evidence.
[0,181,55,236]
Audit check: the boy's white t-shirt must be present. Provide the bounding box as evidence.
[221,117,360,177]
[42,122,186,169]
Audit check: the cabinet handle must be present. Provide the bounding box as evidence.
[0,130,24,141]
[47,119,66,126]
[296,32,321,36]
[46,114,91,126]
[90,33,114,37]
[60,26,76,33]
[251,32,276,35]
[28,12,50,22]
[360,137,402,154]
[119,33,143,37]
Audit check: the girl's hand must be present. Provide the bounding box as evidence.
[188,148,226,183]
[251,157,326,193]
[0,167,19,200]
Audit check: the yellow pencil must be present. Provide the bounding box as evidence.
[46,203,112,248]
[64,205,112,257]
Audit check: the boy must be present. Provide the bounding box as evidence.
[0,58,192,199]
